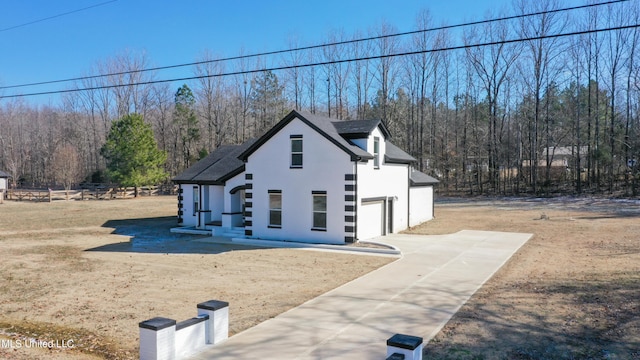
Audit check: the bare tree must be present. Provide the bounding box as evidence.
[195,50,229,150]
[465,9,519,192]
[323,30,351,119]
[232,48,255,142]
[372,21,400,123]
[283,37,305,110]
[350,30,375,120]
[51,143,82,190]
[516,0,567,193]
[603,1,633,192]
[103,49,154,119]
[407,10,435,170]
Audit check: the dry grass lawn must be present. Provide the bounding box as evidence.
[408,197,640,359]
[0,197,392,359]
[2,196,639,359]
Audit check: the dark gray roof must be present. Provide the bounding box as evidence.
[410,170,439,186]
[332,119,391,139]
[240,110,373,162]
[0,170,9,178]
[385,142,416,164]
[173,139,257,185]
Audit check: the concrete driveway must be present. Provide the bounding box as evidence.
[190,230,532,359]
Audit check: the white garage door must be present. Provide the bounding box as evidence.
[359,200,384,240]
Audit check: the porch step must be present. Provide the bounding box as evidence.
[221,228,245,238]
[170,227,212,236]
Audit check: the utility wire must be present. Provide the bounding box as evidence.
[0,0,628,91]
[0,0,118,33]
[1,23,638,100]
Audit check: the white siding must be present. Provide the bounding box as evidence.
[359,201,384,239]
[180,184,198,227]
[356,127,410,240]
[223,172,246,228]
[223,172,245,211]
[245,117,354,244]
[409,186,434,227]
[0,178,6,191]
[207,185,224,223]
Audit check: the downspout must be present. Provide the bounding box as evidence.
[354,159,358,242]
[178,184,183,224]
[407,165,411,229]
[432,184,435,219]
[198,184,203,228]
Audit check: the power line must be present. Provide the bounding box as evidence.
[0,0,628,91]
[1,23,637,100]
[0,0,119,33]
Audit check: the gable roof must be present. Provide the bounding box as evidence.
[173,139,257,185]
[239,110,373,162]
[0,170,10,178]
[410,170,439,186]
[332,119,391,139]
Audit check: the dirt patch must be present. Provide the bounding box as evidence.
[0,197,393,359]
[409,197,640,359]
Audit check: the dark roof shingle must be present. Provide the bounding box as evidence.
[385,142,416,164]
[332,119,391,139]
[173,139,257,184]
[410,170,439,186]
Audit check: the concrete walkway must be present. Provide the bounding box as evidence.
[190,230,532,359]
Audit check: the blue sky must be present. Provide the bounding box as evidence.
[0,0,582,105]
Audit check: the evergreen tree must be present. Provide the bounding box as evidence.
[174,84,200,169]
[101,113,168,193]
[250,70,286,133]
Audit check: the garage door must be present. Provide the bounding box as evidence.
[359,200,384,240]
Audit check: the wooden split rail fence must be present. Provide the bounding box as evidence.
[4,186,175,202]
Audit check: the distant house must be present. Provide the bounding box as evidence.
[523,146,587,169]
[0,170,10,193]
[173,110,438,244]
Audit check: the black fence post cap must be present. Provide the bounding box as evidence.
[197,300,229,311]
[139,317,176,331]
[386,334,423,350]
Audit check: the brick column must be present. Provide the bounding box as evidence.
[139,317,177,360]
[386,334,423,360]
[196,300,229,345]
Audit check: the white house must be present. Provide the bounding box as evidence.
[173,110,438,244]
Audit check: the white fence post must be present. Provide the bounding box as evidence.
[196,300,229,345]
[386,334,423,360]
[139,317,177,360]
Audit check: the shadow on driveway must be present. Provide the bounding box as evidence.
[85,216,262,254]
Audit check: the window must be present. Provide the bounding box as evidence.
[373,137,380,169]
[268,190,282,228]
[291,135,303,168]
[192,186,199,216]
[312,191,327,230]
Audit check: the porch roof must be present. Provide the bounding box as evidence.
[172,138,257,185]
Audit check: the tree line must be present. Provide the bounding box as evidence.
[0,0,639,196]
